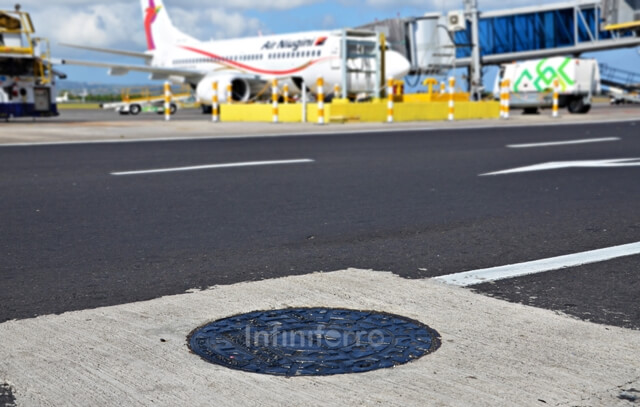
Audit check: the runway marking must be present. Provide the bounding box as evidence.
[111,159,314,176]
[507,137,620,149]
[435,241,640,286]
[480,158,640,176]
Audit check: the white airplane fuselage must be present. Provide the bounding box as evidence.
[61,0,412,106]
[151,31,410,104]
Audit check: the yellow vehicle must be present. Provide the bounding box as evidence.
[101,86,192,115]
[0,6,60,120]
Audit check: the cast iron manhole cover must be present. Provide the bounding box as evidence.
[188,308,441,376]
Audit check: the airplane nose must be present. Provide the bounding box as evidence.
[387,51,411,79]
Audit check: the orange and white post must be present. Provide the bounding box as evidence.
[448,77,455,121]
[440,82,446,95]
[334,84,340,99]
[283,84,289,104]
[552,79,560,118]
[272,79,279,124]
[500,79,511,119]
[164,81,171,122]
[317,77,325,125]
[387,78,394,123]
[211,81,219,123]
[226,83,232,104]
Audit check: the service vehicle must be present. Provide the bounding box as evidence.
[494,57,601,114]
[100,86,191,115]
[0,6,60,121]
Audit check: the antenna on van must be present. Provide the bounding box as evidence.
[15,4,21,11]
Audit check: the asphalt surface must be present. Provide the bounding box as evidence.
[1,120,639,329]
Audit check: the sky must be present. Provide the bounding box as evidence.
[12,0,640,89]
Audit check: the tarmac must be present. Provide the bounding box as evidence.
[1,104,639,145]
[1,104,639,406]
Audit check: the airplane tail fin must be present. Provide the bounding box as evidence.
[141,0,196,51]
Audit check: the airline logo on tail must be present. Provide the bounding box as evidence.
[144,0,162,50]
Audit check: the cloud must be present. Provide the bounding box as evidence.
[171,8,264,40]
[17,0,321,11]
[30,4,144,49]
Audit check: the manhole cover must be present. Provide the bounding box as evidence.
[188,308,441,376]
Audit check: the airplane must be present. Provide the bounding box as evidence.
[55,92,69,103]
[59,0,411,112]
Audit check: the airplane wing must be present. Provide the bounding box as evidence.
[59,43,154,61]
[57,58,205,82]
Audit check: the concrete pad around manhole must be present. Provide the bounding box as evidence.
[0,269,638,406]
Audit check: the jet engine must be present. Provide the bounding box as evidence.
[196,74,267,105]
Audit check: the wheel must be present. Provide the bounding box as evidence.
[567,98,588,114]
[201,105,212,114]
[523,107,539,114]
[170,104,178,115]
[129,104,142,115]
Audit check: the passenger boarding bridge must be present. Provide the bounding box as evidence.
[359,0,640,98]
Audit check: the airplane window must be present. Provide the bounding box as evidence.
[318,51,322,57]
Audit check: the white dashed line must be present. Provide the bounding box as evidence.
[507,137,620,148]
[111,159,315,176]
[434,241,640,286]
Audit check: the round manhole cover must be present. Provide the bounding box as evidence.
[188,308,441,376]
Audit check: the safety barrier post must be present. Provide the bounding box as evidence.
[448,77,455,121]
[552,79,559,118]
[500,79,510,119]
[283,84,289,104]
[440,82,446,95]
[272,79,279,124]
[164,81,171,122]
[334,84,340,98]
[212,81,219,123]
[500,80,505,119]
[387,78,394,123]
[504,79,510,119]
[317,77,325,125]
[226,83,232,104]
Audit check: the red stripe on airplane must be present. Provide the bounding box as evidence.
[180,45,326,76]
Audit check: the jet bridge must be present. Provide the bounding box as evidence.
[359,0,640,98]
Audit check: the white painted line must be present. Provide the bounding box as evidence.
[480,158,640,176]
[111,159,314,176]
[435,241,640,286]
[507,137,620,148]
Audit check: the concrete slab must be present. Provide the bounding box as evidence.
[1,269,638,406]
[0,104,638,146]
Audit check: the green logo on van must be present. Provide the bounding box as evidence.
[514,58,576,93]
